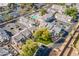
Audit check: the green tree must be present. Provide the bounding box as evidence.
[8,3,17,10]
[33,27,53,45]
[19,3,33,9]
[19,9,27,15]
[26,3,33,7]
[65,7,78,19]
[19,3,27,9]
[4,14,13,21]
[40,8,47,16]
[20,39,38,56]
[55,3,65,6]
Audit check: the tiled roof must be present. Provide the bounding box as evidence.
[0,47,11,56]
[0,28,10,42]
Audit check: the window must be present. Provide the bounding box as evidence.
[16,25,19,28]
[11,28,14,30]
[19,28,22,30]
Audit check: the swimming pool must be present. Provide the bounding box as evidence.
[31,15,37,19]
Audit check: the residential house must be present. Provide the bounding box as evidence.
[11,28,32,52]
[19,16,29,27]
[0,47,12,56]
[19,16,39,28]
[0,28,10,43]
[55,13,72,24]
[30,8,56,22]
[33,3,46,9]
[47,20,71,42]
[3,23,26,35]
[41,13,56,23]
[0,3,8,12]
[9,12,20,18]
[51,4,65,14]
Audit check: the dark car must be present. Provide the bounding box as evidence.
[45,16,56,22]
